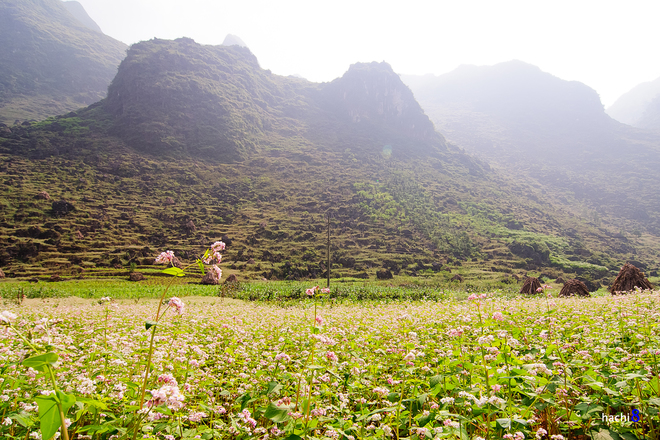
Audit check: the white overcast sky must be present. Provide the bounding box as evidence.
[73,0,660,107]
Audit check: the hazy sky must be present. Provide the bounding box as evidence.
[73,0,660,107]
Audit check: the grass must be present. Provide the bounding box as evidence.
[0,276,617,303]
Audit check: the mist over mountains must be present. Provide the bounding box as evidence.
[94,38,454,164]
[607,76,660,131]
[401,60,613,163]
[62,0,103,33]
[402,62,660,236]
[0,0,126,123]
[1,2,660,286]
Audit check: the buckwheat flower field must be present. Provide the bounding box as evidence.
[1,292,659,440]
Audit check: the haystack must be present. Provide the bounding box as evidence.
[519,276,541,294]
[559,279,590,297]
[129,272,145,281]
[200,272,219,285]
[610,263,653,294]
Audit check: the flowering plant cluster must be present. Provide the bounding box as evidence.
[306,285,331,296]
[1,288,659,439]
[154,240,225,284]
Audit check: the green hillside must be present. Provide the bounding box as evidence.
[0,0,126,123]
[0,39,656,289]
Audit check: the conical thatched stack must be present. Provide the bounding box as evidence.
[610,263,653,294]
[519,277,541,294]
[559,279,590,297]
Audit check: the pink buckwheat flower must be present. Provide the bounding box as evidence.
[492,312,504,321]
[535,428,548,439]
[158,373,177,385]
[0,311,17,324]
[147,384,185,410]
[187,411,207,422]
[203,251,222,264]
[306,286,319,296]
[155,250,175,265]
[320,287,330,294]
[326,351,339,362]
[209,265,222,282]
[211,241,226,252]
[275,353,291,362]
[373,387,389,397]
[168,297,185,315]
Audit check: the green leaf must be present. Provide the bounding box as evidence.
[387,392,400,403]
[592,428,621,440]
[266,381,282,395]
[36,392,75,440]
[197,259,206,275]
[76,396,108,410]
[77,424,114,435]
[283,435,302,440]
[57,391,76,412]
[23,352,59,372]
[496,418,512,429]
[418,411,435,427]
[162,267,185,277]
[264,403,290,423]
[623,373,646,380]
[575,402,603,419]
[145,321,157,330]
[12,412,35,428]
[429,375,443,388]
[236,393,252,411]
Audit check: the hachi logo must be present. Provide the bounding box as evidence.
[601,409,641,423]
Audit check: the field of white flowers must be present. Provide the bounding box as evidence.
[1,291,659,440]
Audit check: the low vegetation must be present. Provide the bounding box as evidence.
[1,282,658,439]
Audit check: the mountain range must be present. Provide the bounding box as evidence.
[0,1,659,288]
[0,0,126,123]
[606,76,660,131]
[62,0,103,33]
[402,62,660,236]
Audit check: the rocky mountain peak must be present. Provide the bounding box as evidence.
[222,34,248,48]
[325,62,440,142]
[62,1,102,33]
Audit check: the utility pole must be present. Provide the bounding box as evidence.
[327,212,331,288]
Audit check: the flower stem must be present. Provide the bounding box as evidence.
[132,274,176,440]
[9,325,70,440]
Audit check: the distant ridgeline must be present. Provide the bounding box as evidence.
[28,37,455,164]
[403,61,660,237]
[607,75,660,130]
[0,38,653,283]
[0,0,126,123]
